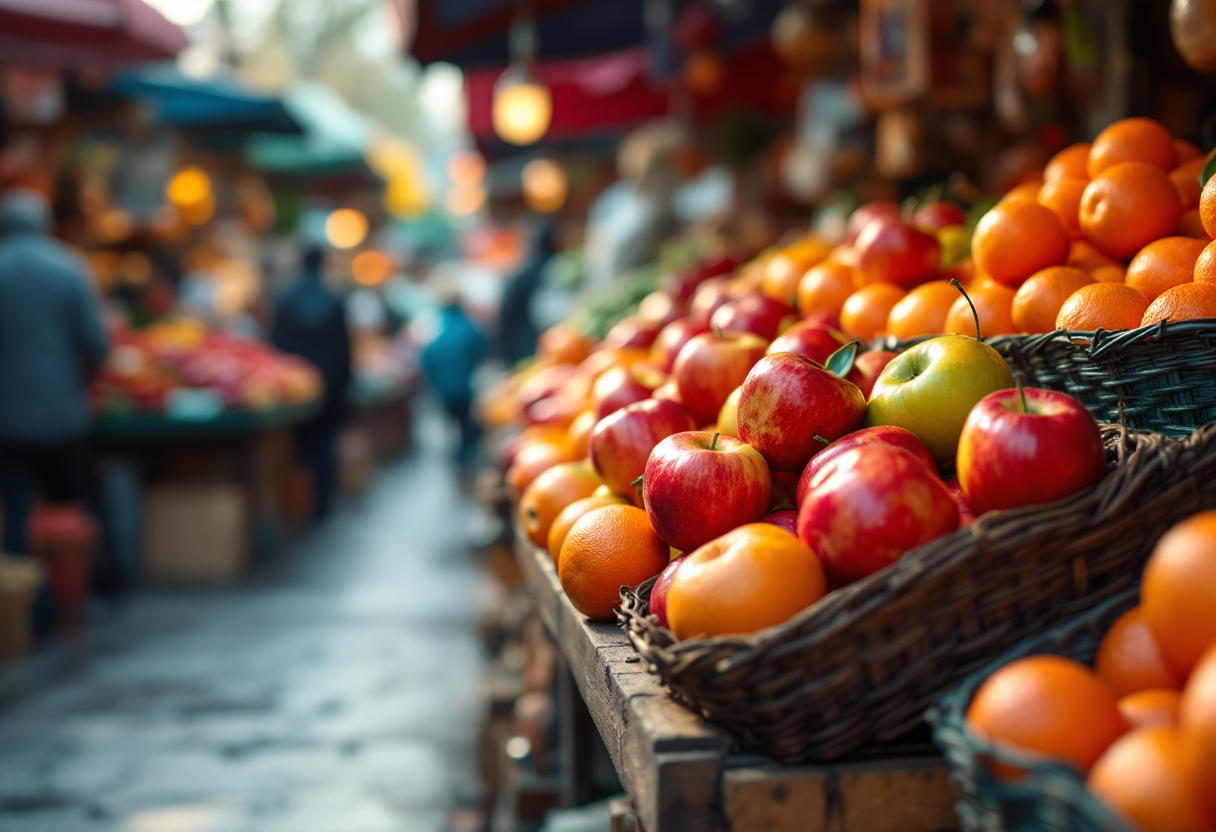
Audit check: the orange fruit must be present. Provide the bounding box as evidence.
[547,493,629,564]
[537,323,594,366]
[1068,238,1123,272]
[506,439,575,496]
[1125,236,1208,302]
[1044,142,1093,183]
[1119,689,1183,730]
[944,283,1017,337]
[1201,176,1216,239]
[565,409,598,459]
[1175,139,1203,164]
[1171,158,1208,209]
[840,282,907,340]
[973,200,1070,287]
[1091,264,1127,284]
[886,280,960,338]
[1055,282,1149,332]
[1080,162,1183,259]
[1038,177,1087,237]
[1012,266,1094,334]
[1088,117,1177,177]
[1000,181,1043,204]
[1087,726,1214,832]
[519,461,601,548]
[1180,645,1216,813]
[1179,208,1213,241]
[665,523,826,639]
[796,261,856,318]
[1196,239,1216,283]
[1142,511,1216,675]
[966,655,1127,776]
[558,504,670,620]
[1096,607,1185,696]
[762,237,833,303]
[1142,283,1216,326]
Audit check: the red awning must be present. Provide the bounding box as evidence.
[0,0,188,70]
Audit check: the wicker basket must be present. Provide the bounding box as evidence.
[618,423,1216,763]
[927,593,1138,832]
[878,319,1216,435]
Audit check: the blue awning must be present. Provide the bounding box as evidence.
[110,64,300,132]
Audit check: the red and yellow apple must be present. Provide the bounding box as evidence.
[710,294,796,341]
[589,398,697,502]
[766,320,848,364]
[671,331,768,426]
[590,364,662,421]
[854,219,942,289]
[651,318,709,373]
[795,425,935,507]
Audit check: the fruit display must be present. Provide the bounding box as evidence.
[962,511,1216,831]
[91,319,323,415]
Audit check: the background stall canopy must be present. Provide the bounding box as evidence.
[0,0,187,70]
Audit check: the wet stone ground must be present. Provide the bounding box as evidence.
[0,408,488,832]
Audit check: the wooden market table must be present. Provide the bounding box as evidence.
[514,532,960,832]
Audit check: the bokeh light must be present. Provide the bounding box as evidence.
[351,250,394,286]
[522,158,567,213]
[325,209,369,249]
[445,185,486,217]
[492,71,552,145]
[448,151,486,186]
[166,167,212,208]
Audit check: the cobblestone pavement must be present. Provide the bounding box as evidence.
[0,410,488,832]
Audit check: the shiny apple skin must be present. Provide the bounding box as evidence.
[737,353,866,472]
[911,201,967,232]
[717,386,742,437]
[651,318,709,374]
[710,294,796,341]
[844,201,902,246]
[854,219,942,289]
[847,350,898,399]
[689,278,732,328]
[957,387,1106,516]
[643,431,772,552]
[866,335,1014,467]
[590,399,697,502]
[604,316,662,350]
[795,425,936,507]
[762,509,799,535]
[766,321,847,363]
[946,475,977,525]
[649,554,686,629]
[591,365,659,421]
[671,331,769,426]
[797,444,960,586]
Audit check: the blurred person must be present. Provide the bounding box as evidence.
[420,282,488,475]
[272,246,352,520]
[0,189,108,554]
[495,222,556,366]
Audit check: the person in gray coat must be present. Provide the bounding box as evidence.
[0,189,108,554]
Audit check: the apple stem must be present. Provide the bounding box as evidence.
[949,278,982,341]
[631,475,644,487]
[1015,372,1029,413]
[710,431,720,451]
[813,434,830,446]
[713,325,723,340]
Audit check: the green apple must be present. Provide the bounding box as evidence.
[865,335,1013,466]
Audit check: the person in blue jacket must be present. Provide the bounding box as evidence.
[421,284,488,474]
[0,189,108,554]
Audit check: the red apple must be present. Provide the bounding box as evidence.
[737,353,866,472]
[846,349,898,399]
[802,311,844,332]
[844,201,902,246]
[910,201,966,232]
[649,554,686,629]
[603,316,662,350]
[762,509,799,536]
[710,294,796,341]
[946,475,977,525]
[797,444,960,585]
[652,378,683,404]
[591,365,661,421]
[771,470,800,508]
[643,431,772,552]
[956,386,1106,516]
[671,331,769,425]
[589,399,697,500]
[795,425,936,507]
[689,278,732,328]
[855,219,942,289]
[637,291,684,329]
[651,318,709,373]
[766,320,848,364]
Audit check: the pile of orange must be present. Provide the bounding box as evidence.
[966,510,1216,831]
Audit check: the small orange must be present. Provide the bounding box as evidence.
[1080,162,1183,259]
[558,504,670,620]
[1201,176,1216,239]
[999,181,1043,204]
[886,280,960,338]
[565,409,598,458]
[538,323,594,365]
[506,439,575,496]
[840,282,907,340]
[547,493,629,564]
[966,655,1127,777]
[796,261,856,318]
[1012,266,1094,334]
[665,523,826,639]
[1142,283,1216,326]
[973,200,1070,287]
[1087,726,1214,832]
[1171,157,1208,209]
[1096,607,1185,696]
[1055,282,1149,332]
[1088,117,1177,177]
[1143,511,1216,675]
[1175,139,1204,164]
[519,461,601,548]
[1119,690,1183,730]
[944,283,1017,337]
[1125,236,1208,302]
[1180,645,1216,813]
[1179,208,1213,241]
[1091,265,1127,284]
[762,237,833,304]
[1044,142,1093,183]
[1068,238,1124,272]
[1195,239,1216,284]
[1038,177,1087,237]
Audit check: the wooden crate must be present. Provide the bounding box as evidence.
[142,483,249,583]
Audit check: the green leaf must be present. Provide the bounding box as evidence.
[825,340,860,378]
[1201,148,1216,188]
